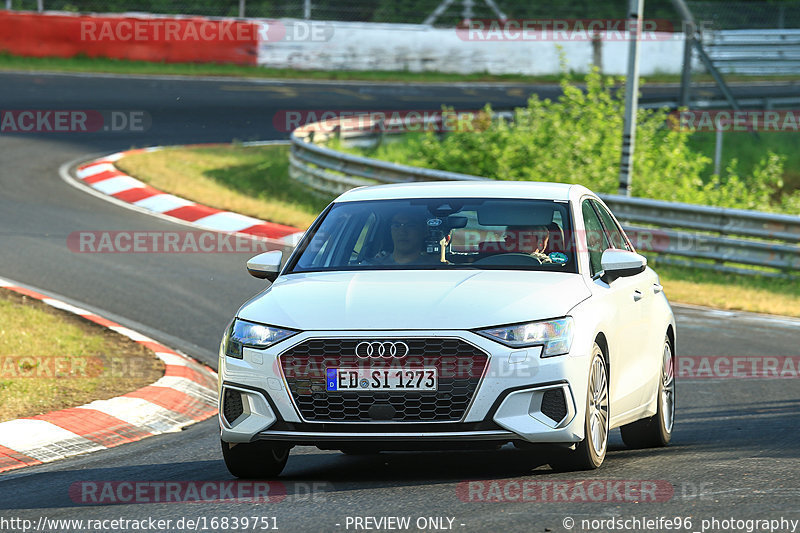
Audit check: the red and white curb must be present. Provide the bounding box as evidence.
[0,277,218,474]
[72,144,305,246]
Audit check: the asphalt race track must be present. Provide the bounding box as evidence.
[1,71,799,533]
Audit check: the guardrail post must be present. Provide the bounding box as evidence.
[592,33,603,72]
[375,118,385,149]
[714,126,723,176]
[716,214,729,267]
[679,21,694,108]
[617,0,644,197]
[462,0,474,23]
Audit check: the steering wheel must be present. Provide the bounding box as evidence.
[471,253,543,266]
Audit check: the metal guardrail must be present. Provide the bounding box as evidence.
[289,116,487,195]
[704,29,800,75]
[289,115,800,277]
[602,197,800,274]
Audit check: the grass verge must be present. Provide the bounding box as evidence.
[116,144,329,229]
[651,262,800,318]
[1,52,798,84]
[117,144,799,317]
[0,288,164,422]
[0,52,565,83]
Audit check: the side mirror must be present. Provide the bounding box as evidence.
[600,249,647,283]
[246,251,283,282]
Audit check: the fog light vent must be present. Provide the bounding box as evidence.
[223,388,245,425]
[541,388,568,423]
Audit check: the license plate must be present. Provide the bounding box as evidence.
[326,368,437,391]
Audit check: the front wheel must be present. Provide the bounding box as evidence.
[620,335,675,448]
[549,343,609,471]
[221,439,290,478]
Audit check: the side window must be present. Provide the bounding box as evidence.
[298,229,335,269]
[581,200,608,276]
[296,211,349,269]
[591,200,630,251]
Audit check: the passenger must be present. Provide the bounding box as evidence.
[504,225,552,263]
[546,222,565,253]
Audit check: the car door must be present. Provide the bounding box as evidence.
[592,199,662,406]
[581,199,648,420]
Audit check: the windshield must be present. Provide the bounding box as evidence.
[288,198,577,273]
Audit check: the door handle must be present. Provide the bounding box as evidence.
[633,290,643,302]
[653,283,664,294]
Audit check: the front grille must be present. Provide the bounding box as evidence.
[222,388,245,425]
[280,338,489,422]
[541,388,568,423]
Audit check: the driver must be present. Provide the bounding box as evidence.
[373,209,442,265]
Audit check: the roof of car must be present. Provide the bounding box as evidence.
[334,181,587,202]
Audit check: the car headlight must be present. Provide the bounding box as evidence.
[477,317,574,357]
[223,319,298,359]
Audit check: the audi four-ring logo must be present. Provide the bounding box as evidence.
[355,341,409,358]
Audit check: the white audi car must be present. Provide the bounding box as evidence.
[219,182,676,477]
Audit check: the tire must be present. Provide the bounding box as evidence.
[549,343,609,471]
[620,335,675,449]
[221,439,290,479]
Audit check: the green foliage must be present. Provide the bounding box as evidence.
[341,69,797,213]
[687,130,800,205]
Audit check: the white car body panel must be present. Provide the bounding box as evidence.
[237,270,591,331]
[334,181,576,203]
[218,181,676,451]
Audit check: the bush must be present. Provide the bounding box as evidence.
[339,69,798,213]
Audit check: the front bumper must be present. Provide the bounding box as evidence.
[219,329,590,446]
[256,429,517,444]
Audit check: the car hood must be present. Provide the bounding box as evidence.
[237,270,590,331]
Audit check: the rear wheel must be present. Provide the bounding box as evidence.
[221,439,290,479]
[549,343,609,471]
[620,335,675,448]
